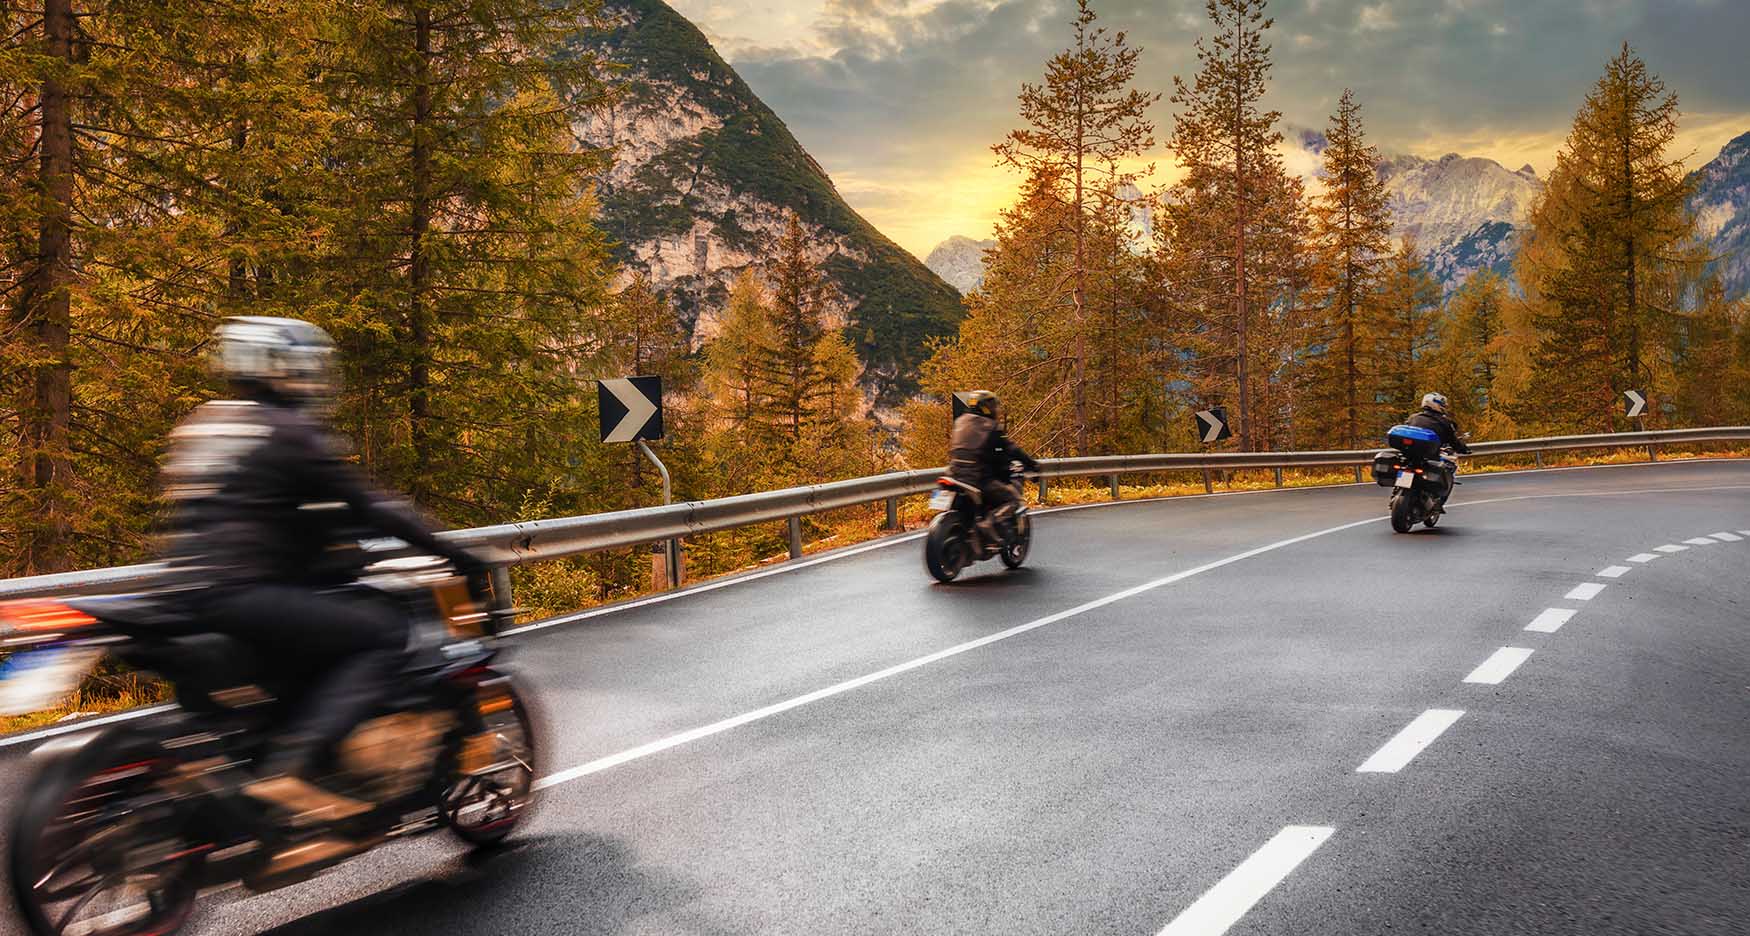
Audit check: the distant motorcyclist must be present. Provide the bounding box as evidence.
[1403,392,1470,509]
[948,391,1039,544]
[159,316,485,823]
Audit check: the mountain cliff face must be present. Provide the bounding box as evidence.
[924,236,996,294]
[571,0,962,404]
[1688,131,1750,300]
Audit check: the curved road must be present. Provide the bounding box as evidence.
[5,459,1748,935]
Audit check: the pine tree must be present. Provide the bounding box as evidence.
[1671,279,1748,426]
[1517,43,1696,431]
[1304,89,1394,447]
[755,214,831,447]
[1370,239,1442,435]
[993,0,1158,455]
[1428,270,1513,436]
[1163,0,1303,451]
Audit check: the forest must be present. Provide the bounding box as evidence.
[3,0,1747,606]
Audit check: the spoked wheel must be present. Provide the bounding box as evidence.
[924,513,969,583]
[10,745,199,936]
[441,676,540,847]
[1000,513,1031,569]
[1389,493,1416,534]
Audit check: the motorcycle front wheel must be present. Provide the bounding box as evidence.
[1000,513,1031,569]
[440,674,540,847]
[9,731,200,936]
[924,512,968,583]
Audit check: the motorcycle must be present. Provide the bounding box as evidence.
[0,557,538,936]
[1372,425,1461,533]
[924,463,1033,583]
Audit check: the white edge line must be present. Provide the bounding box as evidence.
[0,704,179,749]
[1357,709,1466,773]
[1463,647,1535,685]
[1525,608,1577,633]
[1155,825,1336,936]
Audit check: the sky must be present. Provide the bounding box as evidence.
[666,0,1750,259]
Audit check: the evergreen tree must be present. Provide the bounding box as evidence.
[1517,43,1696,431]
[1163,0,1303,450]
[1671,279,1748,427]
[1428,270,1513,436]
[755,214,831,447]
[1370,239,1442,434]
[1303,89,1394,447]
[992,0,1158,455]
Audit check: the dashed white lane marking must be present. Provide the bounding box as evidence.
[1464,647,1536,685]
[1710,531,1743,541]
[1626,553,1661,563]
[1596,565,1631,578]
[534,514,1389,790]
[1654,544,1689,553]
[1526,608,1577,633]
[1155,825,1336,936]
[1357,709,1466,773]
[1739,530,1750,537]
[1683,536,1720,546]
[1565,582,1607,601]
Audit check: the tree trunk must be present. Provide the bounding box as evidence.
[13,0,77,573]
[408,4,434,502]
[1072,90,1089,456]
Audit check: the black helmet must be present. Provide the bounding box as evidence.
[213,316,337,408]
[962,390,1001,421]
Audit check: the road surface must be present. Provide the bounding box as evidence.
[3,458,1746,935]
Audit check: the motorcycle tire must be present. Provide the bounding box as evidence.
[1389,493,1416,534]
[1000,513,1031,569]
[1423,510,1441,529]
[925,512,968,583]
[10,729,200,936]
[440,674,541,847]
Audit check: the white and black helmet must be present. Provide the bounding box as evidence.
[1421,392,1449,415]
[213,316,336,407]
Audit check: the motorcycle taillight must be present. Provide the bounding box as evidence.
[0,600,97,637]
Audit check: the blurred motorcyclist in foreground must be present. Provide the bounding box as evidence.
[948,391,1039,544]
[160,316,484,822]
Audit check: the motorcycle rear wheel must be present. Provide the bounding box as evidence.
[924,513,968,583]
[9,733,200,936]
[1389,493,1416,533]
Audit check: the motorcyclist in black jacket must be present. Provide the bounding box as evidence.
[1403,392,1470,509]
[948,391,1039,545]
[159,316,486,823]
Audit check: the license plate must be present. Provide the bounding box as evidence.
[0,646,102,716]
[929,490,956,511]
[1394,471,1415,489]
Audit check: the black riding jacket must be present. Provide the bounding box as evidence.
[948,413,1040,486]
[159,397,469,590]
[1404,408,1471,454]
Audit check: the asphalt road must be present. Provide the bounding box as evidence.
[4,459,1747,935]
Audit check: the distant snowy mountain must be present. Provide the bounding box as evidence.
[1688,130,1750,300]
[924,236,995,294]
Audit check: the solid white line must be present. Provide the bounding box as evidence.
[1653,544,1688,553]
[1464,647,1535,685]
[1683,536,1720,546]
[1625,553,1661,563]
[1709,531,1743,542]
[1155,825,1336,936]
[1525,607,1577,633]
[1357,709,1465,773]
[1565,582,1607,601]
[1595,565,1631,579]
[0,704,179,749]
[533,514,1389,790]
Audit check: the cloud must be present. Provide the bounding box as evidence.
[671,0,1750,256]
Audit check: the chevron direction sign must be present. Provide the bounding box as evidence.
[1194,407,1231,444]
[1624,389,1646,419]
[598,376,663,443]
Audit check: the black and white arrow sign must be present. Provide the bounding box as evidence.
[597,376,663,443]
[1624,389,1646,419]
[1194,407,1231,444]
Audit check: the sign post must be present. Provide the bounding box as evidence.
[597,377,679,588]
[1194,407,1230,493]
[1624,390,1654,462]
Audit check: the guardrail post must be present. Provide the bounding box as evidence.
[668,539,683,588]
[1109,474,1121,500]
[1273,467,1284,488]
[885,495,900,530]
[1647,443,1658,462]
[1352,465,1363,484]
[490,566,513,609]
[1202,467,1213,494]
[1037,475,1049,504]
[1533,450,1543,468]
[787,516,803,559]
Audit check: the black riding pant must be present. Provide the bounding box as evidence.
[198,586,409,777]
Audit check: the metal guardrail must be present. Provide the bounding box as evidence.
[2,427,1746,602]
